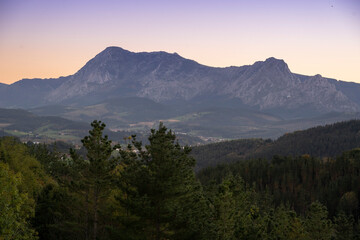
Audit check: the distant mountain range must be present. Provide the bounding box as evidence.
[1,46,359,139]
[1,46,360,111]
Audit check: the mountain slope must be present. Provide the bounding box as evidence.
[0,107,205,145]
[46,47,222,104]
[0,78,64,108]
[0,108,90,142]
[191,119,360,169]
[1,47,359,114]
[30,97,176,128]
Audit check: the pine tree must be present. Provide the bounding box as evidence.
[70,120,119,240]
[117,123,211,239]
[304,201,334,240]
[333,211,354,240]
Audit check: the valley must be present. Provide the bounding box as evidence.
[2,0,360,238]
[1,47,359,143]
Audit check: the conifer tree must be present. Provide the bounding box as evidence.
[304,201,334,240]
[333,211,354,240]
[117,123,211,239]
[70,120,119,240]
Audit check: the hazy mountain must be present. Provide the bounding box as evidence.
[0,78,64,108]
[1,47,359,140]
[1,46,359,114]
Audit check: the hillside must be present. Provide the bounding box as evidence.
[191,120,360,169]
[0,108,204,145]
[1,47,360,140]
[0,108,92,143]
[4,122,360,239]
[197,148,360,220]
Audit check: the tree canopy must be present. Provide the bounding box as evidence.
[1,121,360,239]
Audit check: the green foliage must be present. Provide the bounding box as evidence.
[264,206,307,240]
[0,162,37,240]
[117,123,212,239]
[192,120,360,169]
[191,138,268,169]
[333,211,354,240]
[304,201,333,240]
[70,120,119,240]
[0,136,51,239]
[207,175,308,240]
[198,149,360,219]
[33,184,82,240]
[0,137,50,197]
[32,121,120,240]
[339,191,358,215]
[3,121,360,239]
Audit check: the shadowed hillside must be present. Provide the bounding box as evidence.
[192,120,360,169]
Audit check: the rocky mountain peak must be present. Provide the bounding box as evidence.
[262,57,289,71]
[2,46,359,114]
[101,46,130,55]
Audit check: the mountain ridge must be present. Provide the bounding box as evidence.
[1,46,359,114]
[192,119,360,169]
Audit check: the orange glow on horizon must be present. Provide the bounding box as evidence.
[0,0,359,84]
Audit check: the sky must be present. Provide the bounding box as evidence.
[0,0,359,84]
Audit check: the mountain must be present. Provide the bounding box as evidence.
[1,46,359,113]
[45,49,358,113]
[0,78,64,108]
[1,46,360,140]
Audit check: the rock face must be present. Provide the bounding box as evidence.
[1,46,359,113]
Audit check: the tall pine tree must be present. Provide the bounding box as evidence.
[117,123,212,239]
[70,120,119,240]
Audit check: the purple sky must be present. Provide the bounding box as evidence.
[0,0,359,84]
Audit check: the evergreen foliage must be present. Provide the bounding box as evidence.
[69,120,119,240]
[198,149,360,218]
[116,123,212,239]
[304,201,333,240]
[192,120,360,169]
[1,120,360,239]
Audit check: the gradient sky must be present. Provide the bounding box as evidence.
[0,0,359,84]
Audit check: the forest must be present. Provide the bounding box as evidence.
[191,120,360,169]
[1,120,360,240]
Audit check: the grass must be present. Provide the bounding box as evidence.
[65,103,110,119]
[5,126,81,143]
[0,123,11,128]
[174,112,212,122]
[5,130,28,137]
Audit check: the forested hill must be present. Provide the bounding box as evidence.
[192,120,360,169]
[197,148,360,221]
[2,121,360,239]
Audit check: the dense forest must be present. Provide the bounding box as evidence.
[1,120,360,239]
[192,120,360,169]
